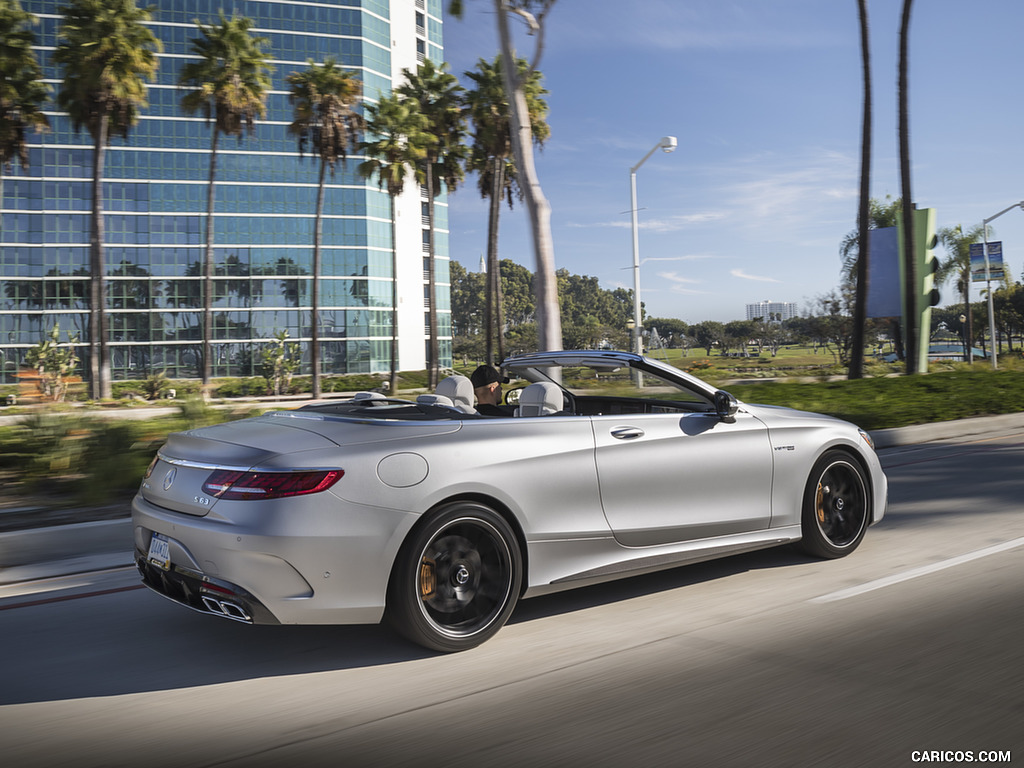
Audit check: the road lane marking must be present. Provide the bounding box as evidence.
[810,536,1024,604]
[0,584,145,611]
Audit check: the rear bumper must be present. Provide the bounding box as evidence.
[136,551,280,625]
[131,491,418,625]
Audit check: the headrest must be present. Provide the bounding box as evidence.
[436,375,475,413]
[516,381,563,417]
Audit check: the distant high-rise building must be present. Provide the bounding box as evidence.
[745,300,798,322]
[1,0,450,383]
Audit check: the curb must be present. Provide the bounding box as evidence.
[2,413,1023,585]
[869,411,1024,448]
[0,519,133,585]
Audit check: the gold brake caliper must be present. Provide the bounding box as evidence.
[419,558,436,600]
[816,482,827,523]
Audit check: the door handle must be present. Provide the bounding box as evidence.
[611,426,645,440]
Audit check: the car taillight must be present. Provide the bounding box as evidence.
[201,469,343,501]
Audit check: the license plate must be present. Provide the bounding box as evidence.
[147,532,171,571]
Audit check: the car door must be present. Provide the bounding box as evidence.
[592,409,774,547]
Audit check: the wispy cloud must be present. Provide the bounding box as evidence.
[581,211,726,233]
[731,268,780,283]
[641,253,716,265]
[657,271,710,295]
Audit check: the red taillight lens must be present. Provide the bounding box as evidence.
[202,469,343,501]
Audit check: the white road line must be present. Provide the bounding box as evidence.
[810,536,1024,603]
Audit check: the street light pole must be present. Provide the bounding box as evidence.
[630,136,677,357]
[981,200,1024,370]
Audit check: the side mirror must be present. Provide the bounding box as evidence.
[714,390,738,423]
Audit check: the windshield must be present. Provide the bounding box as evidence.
[505,360,712,407]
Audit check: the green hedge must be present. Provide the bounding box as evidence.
[726,368,1024,430]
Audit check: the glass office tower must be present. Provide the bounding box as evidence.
[0,0,451,383]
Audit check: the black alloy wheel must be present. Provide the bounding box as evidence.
[388,502,522,652]
[798,450,870,559]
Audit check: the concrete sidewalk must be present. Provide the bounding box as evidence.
[2,412,1023,586]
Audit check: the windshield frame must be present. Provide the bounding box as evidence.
[501,351,720,409]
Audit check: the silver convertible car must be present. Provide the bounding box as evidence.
[133,350,887,652]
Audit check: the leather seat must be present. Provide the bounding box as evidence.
[516,382,563,417]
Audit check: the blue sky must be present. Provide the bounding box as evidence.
[439,0,1024,324]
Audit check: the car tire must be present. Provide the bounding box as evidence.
[797,450,870,559]
[387,502,522,652]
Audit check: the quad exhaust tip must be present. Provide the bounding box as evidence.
[201,595,253,623]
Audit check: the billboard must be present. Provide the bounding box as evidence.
[970,241,1004,282]
[866,226,900,318]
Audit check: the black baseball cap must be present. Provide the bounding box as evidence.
[470,365,509,388]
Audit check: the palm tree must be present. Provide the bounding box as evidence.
[849,0,872,380]
[464,54,549,365]
[359,93,430,395]
[396,60,467,388]
[179,12,272,390]
[897,0,917,373]
[0,0,49,216]
[937,223,984,363]
[54,0,161,399]
[287,58,364,399]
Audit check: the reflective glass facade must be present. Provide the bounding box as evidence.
[1,0,451,382]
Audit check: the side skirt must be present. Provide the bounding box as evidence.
[522,526,801,599]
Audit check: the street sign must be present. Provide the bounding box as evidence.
[970,241,1004,282]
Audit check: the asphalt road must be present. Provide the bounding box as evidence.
[1,427,1022,768]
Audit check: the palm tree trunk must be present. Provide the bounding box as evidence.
[426,161,439,389]
[494,0,562,354]
[312,157,325,399]
[389,194,399,396]
[961,268,973,364]
[850,0,872,380]
[90,114,111,399]
[898,0,917,374]
[202,127,219,389]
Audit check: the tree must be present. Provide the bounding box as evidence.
[644,317,688,349]
[449,259,487,362]
[287,58,364,399]
[937,223,984,362]
[260,330,301,396]
[55,0,161,400]
[897,0,917,374]
[812,289,857,365]
[396,59,467,388]
[691,321,725,356]
[450,1,562,355]
[25,323,80,402]
[359,92,429,395]
[179,12,272,391]
[724,320,756,356]
[849,0,873,380]
[464,54,549,364]
[0,0,49,213]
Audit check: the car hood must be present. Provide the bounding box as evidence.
[741,402,854,430]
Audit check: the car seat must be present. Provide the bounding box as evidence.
[435,375,475,414]
[515,382,563,417]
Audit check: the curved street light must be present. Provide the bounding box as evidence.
[630,136,677,357]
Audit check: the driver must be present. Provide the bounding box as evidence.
[470,365,514,417]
